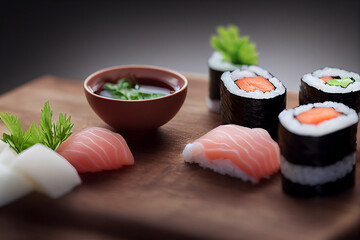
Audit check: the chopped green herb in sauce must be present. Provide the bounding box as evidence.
[100,76,172,100]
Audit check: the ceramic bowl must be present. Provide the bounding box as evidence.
[84,65,188,132]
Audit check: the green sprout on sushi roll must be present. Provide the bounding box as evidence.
[210,25,258,65]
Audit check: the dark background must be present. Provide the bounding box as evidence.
[1,0,359,93]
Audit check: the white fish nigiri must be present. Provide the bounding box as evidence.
[0,165,33,207]
[11,144,81,198]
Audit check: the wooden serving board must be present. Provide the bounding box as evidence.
[0,75,359,240]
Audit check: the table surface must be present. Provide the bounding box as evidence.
[0,75,359,240]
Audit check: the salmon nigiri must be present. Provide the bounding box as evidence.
[183,124,280,183]
[57,127,134,173]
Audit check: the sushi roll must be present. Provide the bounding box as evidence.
[183,124,280,183]
[300,67,360,113]
[278,101,358,197]
[208,25,258,113]
[207,52,241,113]
[220,66,286,141]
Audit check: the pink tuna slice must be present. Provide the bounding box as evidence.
[57,127,134,173]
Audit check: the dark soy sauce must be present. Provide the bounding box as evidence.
[95,77,177,100]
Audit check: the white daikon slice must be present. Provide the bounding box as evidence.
[0,146,18,166]
[0,140,9,152]
[0,165,33,207]
[11,144,81,198]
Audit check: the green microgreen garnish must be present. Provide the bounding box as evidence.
[326,77,355,88]
[0,101,73,153]
[210,25,258,65]
[104,77,165,100]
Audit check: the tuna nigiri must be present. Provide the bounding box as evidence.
[57,127,134,173]
[183,124,280,183]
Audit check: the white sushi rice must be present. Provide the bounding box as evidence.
[208,51,241,72]
[302,67,360,93]
[279,101,358,137]
[206,97,221,113]
[183,142,258,184]
[221,67,286,99]
[280,152,356,186]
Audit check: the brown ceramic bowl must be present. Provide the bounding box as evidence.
[84,65,188,132]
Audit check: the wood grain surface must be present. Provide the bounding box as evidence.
[0,75,359,240]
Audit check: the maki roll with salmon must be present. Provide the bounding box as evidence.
[220,66,286,141]
[300,67,360,113]
[208,25,258,113]
[278,102,358,197]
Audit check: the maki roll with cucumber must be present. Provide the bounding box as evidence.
[220,66,286,141]
[278,102,358,197]
[300,67,360,113]
[208,25,258,113]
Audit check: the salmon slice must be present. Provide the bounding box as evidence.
[320,76,333,82]
[296,107,342,125]
[235,76,275,92]
[182,125,280,183]
[57,127,134,173]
